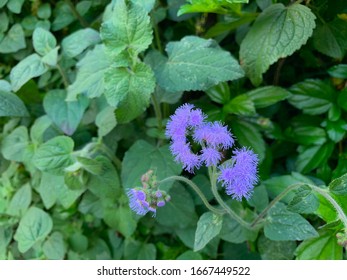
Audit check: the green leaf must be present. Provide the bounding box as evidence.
[67,45,110,100]
[0,0,8,9]
[0,12,9,33]
[323,119,347,143]
[178,0,246,15]
[41,46,59,66]
[7,0,24,13]
[313,18,347,59]
[0,226,12,260]
[156,183,197,228]
[124,239,156,260]
[104,62,155,123]
[14,207,53,253]
[131,0,155,12]
[288,79,335,115]
[240,3,316,86]
[230,119,266,161]
[7,184,31,217]
[258,234,296,260]
[224,94,255,116]
[177,250,202,260]
[32,27,57,56]
[37,3,51,19]
[264,203,318,241]
[76,156,103,175]
[121,140,181,192]
[295,143,334,174]
[33,136,75,175]
[285,126,326,145]
[95,106,117,137]
[0,23,26,53]
[194,212,222,251]
[153,36,244,92]
[295,229,343,260]
[62,28,100,58]
[1,126,29,162]
[246,86,290,108]
[0,91,29,117]
[43,232,66,260]
[43,90,89,135]
[328,64,347,79]
[337,88,347,112]
[10,54,49,92]
[287,185,319,214]
[100,0,152,57]
[329,174,347,196]
[30,115,52,144]
[205,82,230,104]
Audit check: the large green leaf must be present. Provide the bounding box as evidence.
[43,232,66,260]
[285,126,326,146]
[329,174,347,196]
[223,94,255,116]
[313,18,347,59]
[288,79,335,115]
[104,62,155,123]
[62,28,100,58]
[33,136,75,175]
[14,207,53,253]
[1,126,29,162]
[0,23,26,53]
[121,140,181,191]
[246,86,290,108]
[194,212,222,252]
[258,234,296,260]
[287,185,319,214]
[124,239,156,260]
[264,203,318,241]
[7,184,31,217]
[0,91,28,117]
[100,0,152,57]
[67,45,110,100]
[43,90,89,135]
[240,3,316,86]
[153,36,244,92]
[10,54,49,92]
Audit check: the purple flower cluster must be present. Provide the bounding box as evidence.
[127,170,170,217]
[166,104,259,200]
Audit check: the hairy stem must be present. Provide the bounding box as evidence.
[158,176,225,215]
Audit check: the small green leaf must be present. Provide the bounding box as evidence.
[264,203,318,241]
[329,174,347,196]
[0,91,29,117]
[0,12,9,33]
[7,0,24,13]
[287,185,319,214]
[240,3,316,86]
[95,106,117,137]
[323,119,347,143]
[62,28,100,58]
[43,232,66,260]
[10,54,49,92]
[258,234,296,260]
[1,126,29,162]
[100,0,152,57]
[178,0,246,15]
[246,86,290,108]
[295,143,334,174]
[153,36,244,92]
[224,94,255,116]
[0,23,26,53]
[337,88,347,112]
[194,212,222,252]
[32,27,57,56]
[37,3,51,19]
[76,156,103,175]
[41,47,59,67]
[205,82,230,104]
[33,136,75,175]
[285,126,326,146]
[43,90,89,135]
[104,62,155,123]
[288,79,335,115]
[328,64,347,79]
[67,45,110,100]
[7,184,31,217]
[177,250,202,260]
[14,207,53,253]
[124,239,156,260]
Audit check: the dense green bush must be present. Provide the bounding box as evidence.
[0,0,347,260]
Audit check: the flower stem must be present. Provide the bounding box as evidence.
[56,62,69,88]
[208,166,254,230]
[158,175,225,216]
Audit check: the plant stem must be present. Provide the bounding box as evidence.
[208,166,254,230]
[56,63,69,88]
[65,0,89,27]
[158,175,225,216]
[151,14,163,53]
[151,94,163,131]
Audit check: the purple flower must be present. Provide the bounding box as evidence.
[188,108,205,127]
[200,147,222,167]
[127,189,149,216]
[170,139,200,173]
[193,121,234,149]
[165,104,193,141]
[218,147,258,200]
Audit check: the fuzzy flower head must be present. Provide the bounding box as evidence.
[218,147,259,201]
[127,170,171,217]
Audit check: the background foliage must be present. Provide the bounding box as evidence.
[0,0,347,260]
